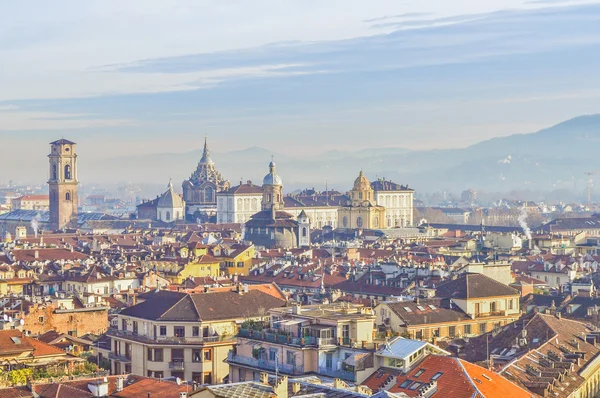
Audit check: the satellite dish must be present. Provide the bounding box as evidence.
[176,377,181,385]
[19,319,24,326]
[8,317,13,322]
[3,314,7,321]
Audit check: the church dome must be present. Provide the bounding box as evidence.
[353,170,371,191]
[158,180,185,209]
[263,161,283,186]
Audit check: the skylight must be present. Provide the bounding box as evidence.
[428,305,437,310]
[431,372,443,380]
[404,307,413,312]
[416,305,425,311]
[414,368,426,377]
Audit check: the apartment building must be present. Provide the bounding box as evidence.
[108,286,286,385]
[374,273,522,341]
[227,303,379,383]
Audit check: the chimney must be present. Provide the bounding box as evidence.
[292,382,301,394]
[34,251,39,260]
[179,393,187,398]
[116,377,124,392]
[259,372,269,385]
[274,376,288,398]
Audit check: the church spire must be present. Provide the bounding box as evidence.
[200,136,213,164]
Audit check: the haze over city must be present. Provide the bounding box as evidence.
[3,0,600,187]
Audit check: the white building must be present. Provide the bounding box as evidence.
[157,181,186,223]
[371,179,414,227]
[216,182,263,224]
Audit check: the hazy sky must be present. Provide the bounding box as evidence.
[2,0,600,177]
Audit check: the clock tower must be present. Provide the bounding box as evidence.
[48,139,79,231]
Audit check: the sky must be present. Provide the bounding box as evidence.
[2,0,600,183]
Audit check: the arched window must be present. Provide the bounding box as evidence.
[204,187,214,203]
[64,164,72,180]
[65,192,71,201]
[158,211,162,219]
[343,216,348,228]
[52,165,57,180]
[175,211,179,220]
[302,227,307,237]
[166,211,171,221]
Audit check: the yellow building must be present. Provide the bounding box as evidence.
[214,244,255,277]
[338,171,386,230]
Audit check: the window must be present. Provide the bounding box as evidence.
[432,328,440,338]
[193,349,201,362]
[171,348,184,362]
[479,323,486,334]
[52,164,57,180]
[431,372,444,381]
[326,353,333,369]
[154,349,163,362]
[464,324,471,335]
[387,358,403,368]
[203,373,212,384]
[64,164,72,180]
[269,348,278,362]
[122,319,127,331]
[132,321,138,335]
[65,192,71,201]
[192,372,202,384]
[415,330,423,340]
[414,369,426,377]
[399,380,412,388]
[160,326,167,336]
[154,371,163,379]
[166,211,171,221]
[174,326,185,338]
[203,348,212,361]
[302,227,307,237]
[203,326,210,337]
[38,316,44,323]
[508,299,514,310]
[286,351,295,366]
[192,326,200,337]
[490,301,497,312]
[409,382,423,390]
[147,348,153,361]
[449,326,456,338]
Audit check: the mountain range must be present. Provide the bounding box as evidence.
[14,114,600,199]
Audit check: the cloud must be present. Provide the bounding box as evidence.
[0,106,137,131]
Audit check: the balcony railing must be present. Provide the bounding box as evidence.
[169,361,185,370]
[108,352,132,363]
[107,328,230,345]
[317,366,356,382]
[238,329,355,348]
[227,352,304,375]
[475,310,507,318]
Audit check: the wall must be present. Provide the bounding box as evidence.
[24,305,109,336]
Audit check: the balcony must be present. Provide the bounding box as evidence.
[238,329,353,348]
[227,352,304,375]
[108,352,131,363]
[317,366,356,382]
[169,360,185,370]
[107,328,231,346]
[474,310,507,318]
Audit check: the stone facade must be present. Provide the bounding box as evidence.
[48,139,79,231]
[183,138,230,222]
[338,171,386,230]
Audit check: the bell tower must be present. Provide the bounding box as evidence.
[48,139,79,231]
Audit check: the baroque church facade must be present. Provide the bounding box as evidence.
[244,162,309,249]
[182,138,230,222]
[338,171,386,230]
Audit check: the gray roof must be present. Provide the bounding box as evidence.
[0,210,114,224]
[377,337,428,359]
[263,162,283,186]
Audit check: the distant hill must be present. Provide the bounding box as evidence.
[65,114,600,198]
